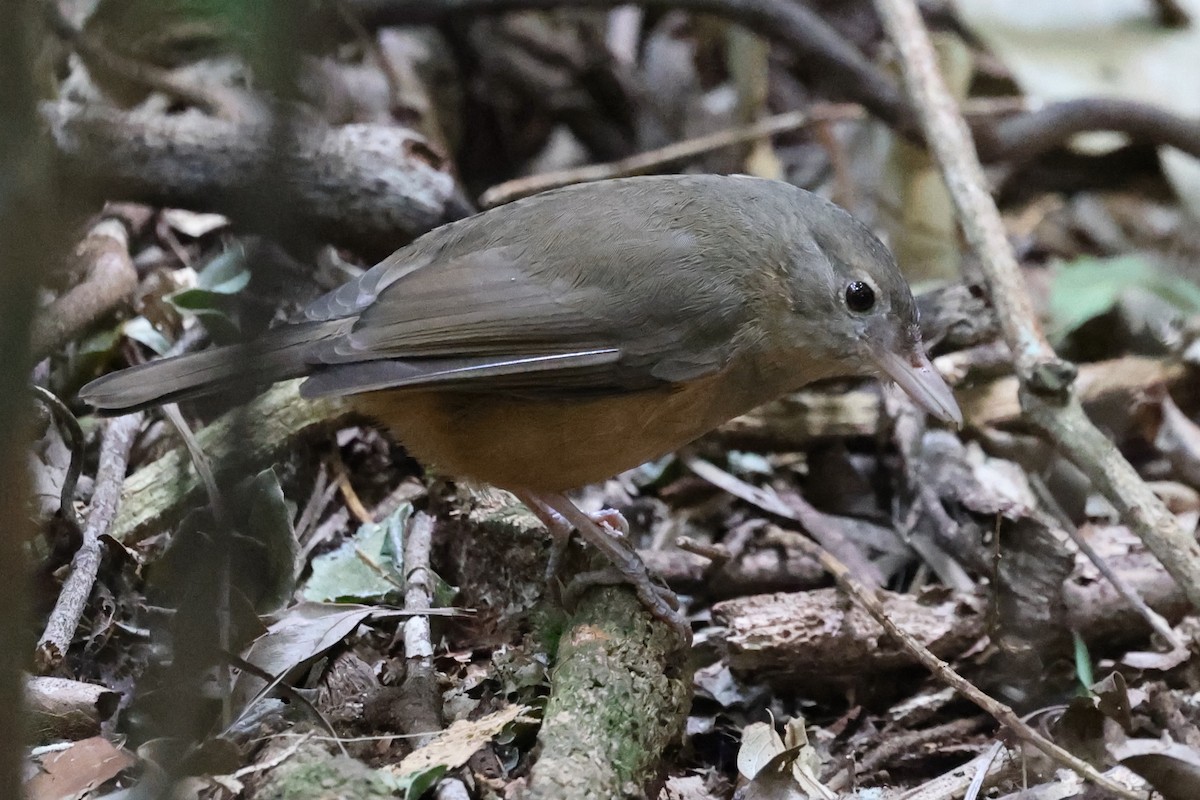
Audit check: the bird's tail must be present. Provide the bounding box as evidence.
[79,319,349,413]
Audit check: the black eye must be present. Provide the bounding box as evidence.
[845,281,875,312]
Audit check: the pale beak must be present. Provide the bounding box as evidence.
[871,347,963,427]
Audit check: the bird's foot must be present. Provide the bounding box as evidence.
[518,495,630,582]
[562,564,688,638]
[517,490,690,644]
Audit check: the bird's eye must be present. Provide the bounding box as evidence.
[845,281,875,312]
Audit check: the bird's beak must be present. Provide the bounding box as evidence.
[871,347,963,427]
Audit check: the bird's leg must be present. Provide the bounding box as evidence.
[514,492,575,582]
[527,491,689,640]
[514,491,630,582]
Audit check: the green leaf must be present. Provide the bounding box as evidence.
[165,246,250,344]
[1073,630,1094,694]
[122,316,173,355]
[240,468,298,614]
[194,245,250,294]
[378,765,446,798]
[75,325,121,356]
[1048,254,1200,341]
[301,504,412,603]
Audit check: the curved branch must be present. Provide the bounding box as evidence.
[977,98,1200,163]
[41,101,471,255]
[347,0,917,134]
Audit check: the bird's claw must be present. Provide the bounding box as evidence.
[541,507,631,583]
[563,566,686,636]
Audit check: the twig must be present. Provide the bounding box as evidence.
[332,452,373,524]
[294,463,333,542]
[36,412,143,672]
[872,0,1200,612]
[383,509,469,800]
[108,381,350,544]
[25,676,119,744]
[399,512,441,746]
[482,105,861,206]
[161,403,228,527]
[683,455,884,588]
[30,218,138,361]
[793,535,1142,800]
[31,386,85,532]
[1029,474,1182,650]
[394,511,471,798]
[482,97,1031,207]
[41,100,469,256]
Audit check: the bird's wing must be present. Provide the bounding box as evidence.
[298,237,753,399]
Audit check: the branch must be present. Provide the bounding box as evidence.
[37,413,144,671]
[42,101,471,255]
[25,676,119,744]
[108,381,350,544]
[30,218,137,361]
[977,98,1200,164]
[397,512,442,746]
[793,536,1143,799]
[872,0,1200,613]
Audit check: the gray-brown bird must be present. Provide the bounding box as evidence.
[81,174,961,632]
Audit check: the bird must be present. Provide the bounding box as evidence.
[80,174,962,635]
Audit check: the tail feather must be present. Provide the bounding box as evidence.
[80,319,347,413]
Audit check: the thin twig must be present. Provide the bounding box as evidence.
[793,535,1142,800]
[1029,474,1182,650]
[481,95,1043,207]
[31,386,85,532]
[36,413,143,672]
[331,452,373,524]
[482,105,860,206]
[394,510,469,798]
[161,403,228,527]
[872,0,1200,613]
[683,454,884,589]
[399,511,441,746]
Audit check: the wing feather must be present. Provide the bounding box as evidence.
[296,177,761,397]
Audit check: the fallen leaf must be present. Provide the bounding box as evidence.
[161,209,230,238]
[386,705,533,778]
[25,737,136,800]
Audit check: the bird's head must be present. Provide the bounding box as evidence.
[777,189,963,427]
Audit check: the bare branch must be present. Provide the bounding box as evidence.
[872,0,1200,614]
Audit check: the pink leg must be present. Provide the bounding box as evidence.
[515,492,631,581]
[518,490,689,640]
